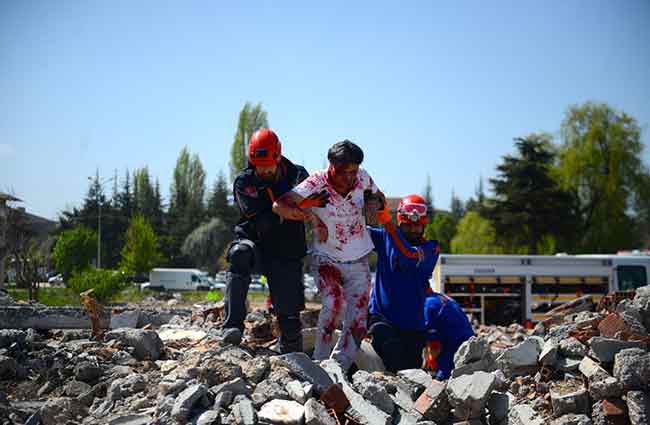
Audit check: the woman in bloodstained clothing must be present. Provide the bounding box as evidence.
[273,140,385,370]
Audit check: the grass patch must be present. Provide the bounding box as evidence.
[180,291,225,304]
[110,285,157,304]
[8,287,81,306]
[9,286,268,306]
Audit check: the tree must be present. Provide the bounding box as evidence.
[52,226,97,279]
[207,170,237,228]
[465,177,486,213]
[450,189,464,224]
[4,205,51,300]
[119,215,162,277]
[484,134,578,254]
[229,102,269,181]
[450,211,502,254]
[554,102,650,252]
[424,213,457,252]
[181,218,231,275]
[168,147,207,265]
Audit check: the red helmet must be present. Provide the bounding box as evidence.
[248,129,282,167]
[397,194,429,225]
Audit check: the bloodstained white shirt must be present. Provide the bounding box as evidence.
[293,168,380,262]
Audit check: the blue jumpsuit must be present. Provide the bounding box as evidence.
[367,225,440,372]
[424,293,475,380]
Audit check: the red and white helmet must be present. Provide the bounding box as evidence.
[397,194,429,225]
[248,129,282,167]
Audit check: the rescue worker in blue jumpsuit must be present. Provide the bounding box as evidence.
[423,291,475,380]
[367,194,441,373]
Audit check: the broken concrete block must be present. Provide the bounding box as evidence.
[587,337,647,364]
[109,310,141,329]
[578,357,610,382]
[496,338,541,377]
[556,356,582,373]
[588,377,622,401]
[454,336,492,366]
[539,340,559,366]
[242,356,269,384]
[211,378,253,398]
[612,347,650,391]
[304,398,336,425]
[486,391,515,424]
[633,285,650,331]
[397,369,433,394]
[286,380,307,404]
[451,357,496,378]
[507,404,544,425]
[355,381,394,415]
[550,382,590,416]
[274,353,333,395]
[414,380,450,423]
[39,398,89,425]
[258,399,304,425]
[447,371,496,419]
[171,384,208,422]
[104,328,165,361]
[626,391,650,425]
[550,414,592,425]
[233,398,257,425]
[559,337,587,359]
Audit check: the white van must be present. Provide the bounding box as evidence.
[144,268,212,291]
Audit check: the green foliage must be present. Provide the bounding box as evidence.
[450,190,465,224]
[168,147,207,265]
[424,213,456,252]
[451,211,502,254]
[556,101,649,252]
[119,215,162,276]
[229,102,269,181]
[207,170,238,229]
[68,268,126,303]
[52,226,97,279]
[484,134,577,254]
[181,218,230,274]
[8,287,81,306]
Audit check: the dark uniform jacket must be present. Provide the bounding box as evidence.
[233,156,308,259]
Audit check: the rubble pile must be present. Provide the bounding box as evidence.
[0,286,647,425]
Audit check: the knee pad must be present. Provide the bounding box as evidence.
[228,242,255,274]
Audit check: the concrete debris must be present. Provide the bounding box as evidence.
[258,399,304,425]
[304,398,336,425]
[551,414,592,425]
[1,287,650,425]
[446,371,495,419]
[496,337,541,377]
[612,347,650,391]
[626,390,650,425]
[414,380,450,423]
[587,337,647,363]
[549,381,590,416]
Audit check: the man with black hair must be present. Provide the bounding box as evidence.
[274,140,385,371]
[219,128,309,353]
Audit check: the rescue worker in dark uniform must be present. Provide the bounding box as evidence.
[219,128,309,353]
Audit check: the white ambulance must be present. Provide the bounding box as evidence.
[430,253,650,325]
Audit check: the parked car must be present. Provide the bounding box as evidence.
[47,274,64,286]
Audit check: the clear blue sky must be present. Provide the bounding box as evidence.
[2,1,649,220]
